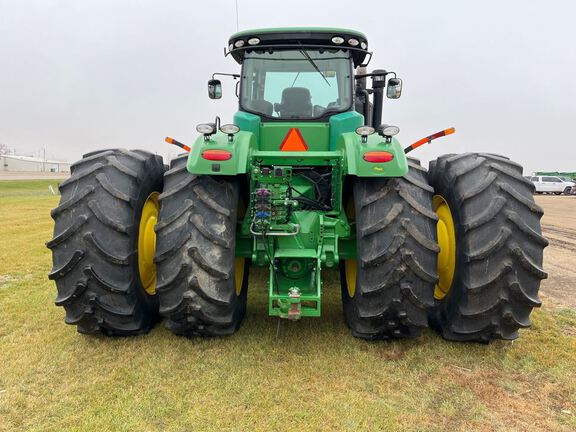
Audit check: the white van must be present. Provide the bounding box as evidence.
[531,176,572,194]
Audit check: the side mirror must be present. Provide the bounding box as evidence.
[208,79,222,99]
[386,78,402,99]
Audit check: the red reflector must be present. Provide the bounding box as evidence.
[363,151,394,163]
[280,128,308,151]
[202,149,232,161]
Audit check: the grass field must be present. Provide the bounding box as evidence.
[0,180,575,431]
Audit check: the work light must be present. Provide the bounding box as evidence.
[220,124,240,134]
[355,126,375,136]
[381,125,400,137]
[355,125,375,143]
[196,123,217,135]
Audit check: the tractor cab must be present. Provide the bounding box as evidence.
[206,28,402,152]
[225,28,370,122]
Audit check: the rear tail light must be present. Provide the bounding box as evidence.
[363,151,394,163]
[202,150,232,161]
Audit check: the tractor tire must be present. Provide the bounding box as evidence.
[48,149,164,335]
[155,154,248,337]
[341,158,439,339]
[428,153,548,342]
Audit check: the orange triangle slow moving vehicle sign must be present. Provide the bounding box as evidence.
[280,128,308,152]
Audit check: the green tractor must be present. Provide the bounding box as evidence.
[48,28,548,342]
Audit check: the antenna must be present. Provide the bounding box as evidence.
[235,0,239,31]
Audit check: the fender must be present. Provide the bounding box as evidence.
[337,132,408,177]
[186,130,253,175]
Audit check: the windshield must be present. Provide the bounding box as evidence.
[240,49,353,120]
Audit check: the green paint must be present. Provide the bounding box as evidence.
[269,257,322,318]
[185,131,253,175]
[337,133,409,177]
[234,111,260,141]
[329,111,364,150]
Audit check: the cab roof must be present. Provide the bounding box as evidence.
[227,27,370,67]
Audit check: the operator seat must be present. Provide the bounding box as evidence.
[247,99,273,116]
[275,87,313,118]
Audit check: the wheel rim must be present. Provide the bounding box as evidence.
[345,199,357,298]
[433,195,456,300]
[235,258,245,296]
[138,192,159,295]
[234,198,246,296]
[345,259,357,298]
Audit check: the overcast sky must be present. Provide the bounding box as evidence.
[0,0,574,174]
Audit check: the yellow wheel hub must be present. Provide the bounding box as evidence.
[235,258,245,296]
[345,259,357,298]
[433,195,456,300]
[138,192,159,295]
[344,199,357,298]
[234,199,246,296]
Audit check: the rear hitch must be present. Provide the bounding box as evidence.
[278,287,302,320]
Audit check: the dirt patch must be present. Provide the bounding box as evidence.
[536,196,576,310]
[0,275,17,288]
[560,325,576,337]
[412,367,573,431]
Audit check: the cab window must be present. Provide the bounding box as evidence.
[240,49,353,120]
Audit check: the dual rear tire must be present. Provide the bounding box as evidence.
[154,154,248,336]
[427,153,548,341]
[341,159,438,340]
[49,149,547,342]
[49,150,246,337]
[48,149,164,335]
[342,153,548,342]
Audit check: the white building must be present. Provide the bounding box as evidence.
[1,154,71,173]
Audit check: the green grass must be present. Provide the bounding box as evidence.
[0,180,575,431]
[0,179,61,197]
